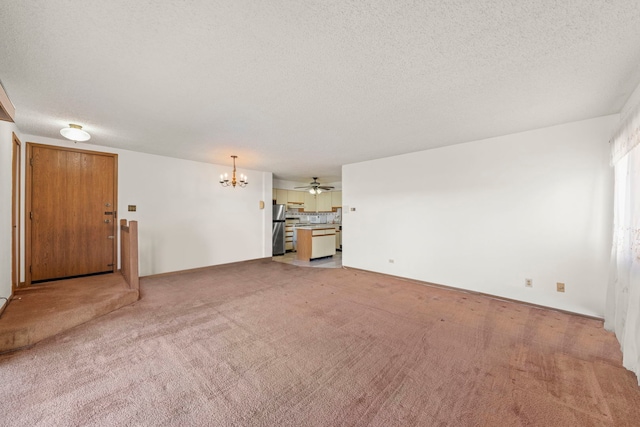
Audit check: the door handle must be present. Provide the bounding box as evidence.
[104,219,111,223]
[107,236,115,239]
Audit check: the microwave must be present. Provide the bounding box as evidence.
[309,215,323,224]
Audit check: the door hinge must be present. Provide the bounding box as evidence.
[29,212,33,220]
[29,265,32,273]
[29,158,33,166]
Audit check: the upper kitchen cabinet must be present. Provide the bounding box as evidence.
[331,191,342,208]
[317,192,332,212]
[276,189,289,205]
[273,187,340,211]
[288,190,305,204]
[303,192,317,212]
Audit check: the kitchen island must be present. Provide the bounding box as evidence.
[295,226,336,261]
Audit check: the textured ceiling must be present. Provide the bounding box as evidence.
[1,1,640,182]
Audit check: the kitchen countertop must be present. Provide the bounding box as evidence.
[294,224,340,229]
[295,225,338,230]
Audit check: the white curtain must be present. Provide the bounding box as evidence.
[606,106,640,385]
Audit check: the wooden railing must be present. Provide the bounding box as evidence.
[120,219,139,291]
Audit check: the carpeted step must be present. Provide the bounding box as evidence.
[0,274,139,353]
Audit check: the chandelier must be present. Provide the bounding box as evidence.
[219,155,248,188]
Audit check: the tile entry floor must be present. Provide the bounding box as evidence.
[272,251,342,269]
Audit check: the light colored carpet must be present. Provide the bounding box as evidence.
[0,260,638,426]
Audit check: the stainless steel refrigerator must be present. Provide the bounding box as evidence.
[272,204,286,256]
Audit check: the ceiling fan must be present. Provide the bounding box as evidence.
[295,177,334,194]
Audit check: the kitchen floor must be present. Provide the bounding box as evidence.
[272,251,342,269]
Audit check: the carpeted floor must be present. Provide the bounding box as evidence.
[0,259,638,426]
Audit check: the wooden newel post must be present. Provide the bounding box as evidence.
[120,219,139,291]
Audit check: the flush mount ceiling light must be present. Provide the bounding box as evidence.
[295,177,334,195]
[219,155,248,188]
[60,124,91,142]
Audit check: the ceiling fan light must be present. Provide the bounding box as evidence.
[296,178,334,194]
[60,124,91,142]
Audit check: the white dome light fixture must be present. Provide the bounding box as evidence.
[60,124,91,142]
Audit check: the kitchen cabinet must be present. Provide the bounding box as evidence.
[313,234,335,258]
[273,188,340,210]
[335,229,341,250]
[331,191,342,207]
[288,190,305,204]
[303,192,317,212]
[276,189,288,205]
[285,225,294,251]
[296,227,336,261]
[285,218,298,251]
[317,192,332,211]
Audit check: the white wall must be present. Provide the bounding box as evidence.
[342,115,618,317]
[21,135,272,277]
[0,120,20,307]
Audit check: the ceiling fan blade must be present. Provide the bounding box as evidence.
[294,178,330,190]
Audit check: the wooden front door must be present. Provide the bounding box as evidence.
[27,143,117,283]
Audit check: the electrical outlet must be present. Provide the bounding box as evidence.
[389,259,394,264]
[525,278,532,288]
[557,282,565,292]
